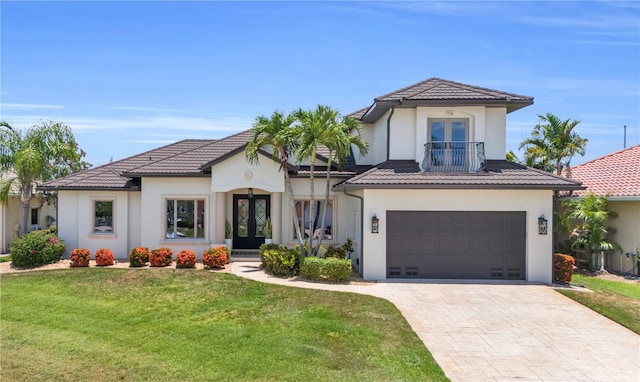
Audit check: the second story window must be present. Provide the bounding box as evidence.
[428,118,469,167]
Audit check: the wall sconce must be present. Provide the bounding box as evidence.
[538,215,548,235]
[371,214,379,234]
[248,188,254,198]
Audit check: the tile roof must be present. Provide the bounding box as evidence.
[348,78,533,121]
[566,144,640,197]
[334,160,583,190]
[40,139,217,190]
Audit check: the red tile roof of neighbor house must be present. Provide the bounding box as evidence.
[567,144,640,197]
[348,78,534,121]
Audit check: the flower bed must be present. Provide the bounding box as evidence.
[202,246,228,269]
[95,248,115,266]
[149,247,173,267]
[176,250,196,269]
[69,248,91,267]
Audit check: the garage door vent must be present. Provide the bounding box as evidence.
[405,267,418,277]
[388,267,401,277]
[508,269,521,278]
[491,268,504,277]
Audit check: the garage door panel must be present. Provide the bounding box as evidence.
[387,211,526,280]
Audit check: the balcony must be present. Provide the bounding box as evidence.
[421,141,486,173]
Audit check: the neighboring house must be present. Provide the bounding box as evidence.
[1,172,56,253]
[40,78,581,283]
[564,145,640,274]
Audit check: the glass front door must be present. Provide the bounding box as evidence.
[428,119,468,168]
[233,194,270,249]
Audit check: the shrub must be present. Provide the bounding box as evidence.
[260,244,301,277]
[69,248,91,267]
[10,230,66,268]
[553,253,575,284]
[176,249,196,269]
[129,247,150,267]
[301,257,352,282]
[150,247,173,267]
[95,248,115,266]
[202,246,228,268]
[322,238,355,259]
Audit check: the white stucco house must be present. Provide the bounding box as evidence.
[564,145,640,275]
[41,78,582,283]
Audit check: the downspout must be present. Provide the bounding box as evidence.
[1,203,6,253]
[342,188,364,277]
[386,106,395,161]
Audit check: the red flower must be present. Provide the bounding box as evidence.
[49,237,57,244]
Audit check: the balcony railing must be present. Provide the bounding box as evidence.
[421,141,486,173]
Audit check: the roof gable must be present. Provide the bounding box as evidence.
[568,144,640,197]
[350,78,533,122]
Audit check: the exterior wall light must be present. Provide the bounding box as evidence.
[371,214,379,234]
[538,215,548,235]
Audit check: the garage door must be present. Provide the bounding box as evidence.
[386,211,526,279]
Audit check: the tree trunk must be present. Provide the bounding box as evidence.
[284,165,305,249]
[316,151,332,252]
[20,186,31,235]
[307,151,316,258]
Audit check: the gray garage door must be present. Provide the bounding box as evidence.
[386,211,526,279]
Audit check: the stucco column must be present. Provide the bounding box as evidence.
[271,192,282,244]
[215,192,226,243]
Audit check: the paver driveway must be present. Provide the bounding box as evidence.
[232,262,640,382]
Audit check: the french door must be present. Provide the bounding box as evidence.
[428,119,469,168]
[233,194,270,249]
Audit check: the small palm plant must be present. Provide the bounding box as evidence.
[264,218,272,239]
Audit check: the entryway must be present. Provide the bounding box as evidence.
[233,194,270,249]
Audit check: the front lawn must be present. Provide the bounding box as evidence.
[0,269,448,382]
[558,273,640,335]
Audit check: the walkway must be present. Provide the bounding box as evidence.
[231,262,640,382]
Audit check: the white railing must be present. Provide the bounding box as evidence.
[421,142,486,173]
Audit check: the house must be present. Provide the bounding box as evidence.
[40,78,582,283]
[1,172,56,253]
[564,145,640,274]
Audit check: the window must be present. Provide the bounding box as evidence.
[293,199,334,240]
[31,208,39,225]
[428,118,469,167]
[94,201,113,233]
[166,199,205,239]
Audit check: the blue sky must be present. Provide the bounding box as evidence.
[2,1,639,167]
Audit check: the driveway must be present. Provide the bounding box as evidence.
[231,262,640,382]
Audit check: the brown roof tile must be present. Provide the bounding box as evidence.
[567,144,640,197]
[352,78,534,122]
[335,160,583,190]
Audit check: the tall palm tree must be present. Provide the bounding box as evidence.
[245,111,305,249]
[519,113,588,176]
[315,115,368,251]
[564,192,621,271]
[1,120,89,235]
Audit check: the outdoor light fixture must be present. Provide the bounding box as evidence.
[248,188,254,198]
[538,215,548,235]
[371,214,379,234]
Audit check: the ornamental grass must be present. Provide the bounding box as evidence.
[176,250,196,269]
[129,247,150,267]
[95,248,114,266]
[69,248,91,268]
[149,247,173,267]
[202,246,228,269]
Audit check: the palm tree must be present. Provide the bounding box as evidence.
[564,192,621,272]
[245,111,305,249]
[519,113,588,176]
[315,115,368,251]
[1,120,89,235]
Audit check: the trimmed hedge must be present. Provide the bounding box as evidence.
[95,248,115,266]
[10,228,66,267]
[176,249,196,269]
[202,246,228,268]
[129,247,150,267]
[69,248,91,267]
[260,244,301,277]
[553,253,575,284]
[301,257,352,282]
[150,247,173,267]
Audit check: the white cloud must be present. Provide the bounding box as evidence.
[1,103,64,110]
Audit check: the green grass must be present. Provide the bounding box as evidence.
[0,254,11,263]
[558,273,640,335]
[0,269,448,382]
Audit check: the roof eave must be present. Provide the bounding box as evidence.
[333,183,585,191]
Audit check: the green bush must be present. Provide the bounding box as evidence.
[9,228,66,268]
[260,244,301,277]
[301,257,352,282]
[322,238,355,259]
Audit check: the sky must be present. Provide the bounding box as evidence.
[1,1,639,168]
